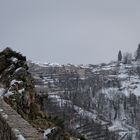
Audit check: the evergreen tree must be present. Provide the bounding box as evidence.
[118,50,122,61]
[135,44,140,61]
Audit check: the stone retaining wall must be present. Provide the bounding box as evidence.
[0,98,42,140]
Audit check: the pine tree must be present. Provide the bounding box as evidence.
[135,44,140,61]
[118,50,122,62]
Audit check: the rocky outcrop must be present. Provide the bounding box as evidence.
[0,47,35,117]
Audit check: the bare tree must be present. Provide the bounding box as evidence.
[123,52,132,64]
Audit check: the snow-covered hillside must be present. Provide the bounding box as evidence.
[29,60,140,140]
[93,62,140,140]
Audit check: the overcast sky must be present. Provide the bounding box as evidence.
[0,0,140,64]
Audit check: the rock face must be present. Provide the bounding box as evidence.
[29,61,140,140]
